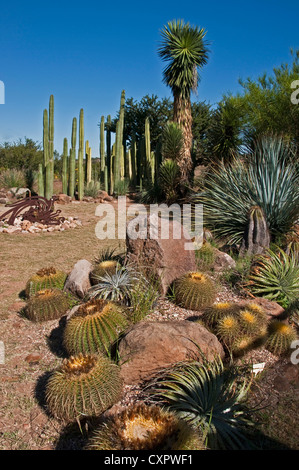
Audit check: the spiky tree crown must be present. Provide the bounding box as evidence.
[158,19,209,100]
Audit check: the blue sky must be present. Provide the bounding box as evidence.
[0,0,298,157]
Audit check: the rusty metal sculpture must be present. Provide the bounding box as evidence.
[0,196,65,226]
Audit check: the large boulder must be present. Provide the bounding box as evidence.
[126,213,197,295]
[64,259,92,299]
[118,320,225,385]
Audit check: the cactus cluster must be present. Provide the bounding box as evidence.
[25,267,67,298]
[200,301,269,356]
[63,299,129,355]
[173,271,216,311]
[45,353,123,422]
[85,404,204,451]
[24,288,71,322]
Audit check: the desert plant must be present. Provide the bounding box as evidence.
[25,267,67,298]
[161,121,184,161]
[200,302,240,329]
[194,135,299,244]
[265,320,298,356]
[84,180,102,198]
[24,288,71,322]
[158,158,181,204]
[85,404,205,450]
[126,276,160,324]
[173,271,216,311]
[195,242,216,271]
[87,265,139,304]
[248,246,299,308]
[148,355,255,450]
[0,168,26,189]
[90,260,120,286]
[45,353,123,422]
[63,299,129,356]
[216,314,241,349]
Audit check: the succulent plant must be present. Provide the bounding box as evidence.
[24,288,71,322]
[85,404,205,450]
[45,353,123,422]
[238,309,266,337]
[149,355,255,450]
[200,302,239,329]
[265,320,298,356]
[25,267,67,298]
[173,271,216,311]
[230,335,257,357]
[196,242,216,272]
[63,298,129,356]
[87,265,139,305]
[216,314,241,348]
[90,260,120,286]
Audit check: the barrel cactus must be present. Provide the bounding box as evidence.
[63,299,129,355]
[45,353,123,422]
[25,267,67,298]
[173,272,216,311]
[24,288,71,322]
[85,404,205,450]
[196,242,216,271]
[200,302,239,329]
[265,320,298,356]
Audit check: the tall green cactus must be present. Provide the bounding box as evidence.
[86,140,92,184]
[106,115,112,194]
[62,137,68,194]
[47,94,54,199]
[100,115,105,184]
[78,109,84,200]
[38,163,44,197]
[68,117,77,198]
[114,90,125,193]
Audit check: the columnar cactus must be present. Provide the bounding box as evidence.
[62,137,68,194]
[77,108,84,200]
[68,117,77,198]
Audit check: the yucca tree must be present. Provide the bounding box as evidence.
[158,19,209,181]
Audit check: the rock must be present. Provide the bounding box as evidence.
[118,320,225,385]
[97,190,113,202]
[64,259,92,299]
[25,354,42,365]
[126,213,197,295]
[240,297,285,319]
[56,193,72,204]
[0,198,9,204]
[212,248,236,272]
[15,188,30,199]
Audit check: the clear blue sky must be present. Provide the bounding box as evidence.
[0,0,298,157]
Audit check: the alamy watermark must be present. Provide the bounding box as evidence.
[95,197,203,250]
[0,80,4,104]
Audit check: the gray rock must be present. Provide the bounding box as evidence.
[64,259,92,299]
[213,248,236,272]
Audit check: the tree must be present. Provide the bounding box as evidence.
[158,19,209,180]
[0,138,43,171]
[227,49,299,154]
[109,94,173,150]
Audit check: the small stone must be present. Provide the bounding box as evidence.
[25,354,42,365]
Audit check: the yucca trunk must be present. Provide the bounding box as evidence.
[173,93,193,181]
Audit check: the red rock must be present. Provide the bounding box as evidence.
[25,354,42,364]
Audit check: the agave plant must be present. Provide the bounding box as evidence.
[87,264,139,305]
[194,135,299,244]
[148,355,255,450]
[248,246,299,307]
[161,121,184,161]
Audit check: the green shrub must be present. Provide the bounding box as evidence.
[0,168,26,189]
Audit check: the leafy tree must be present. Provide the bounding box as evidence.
[158,19,209,181]
[0,138,43,171]
[227,49,299,153]
[109,94,173,150]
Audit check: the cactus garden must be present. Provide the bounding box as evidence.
[1,6,299,453]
